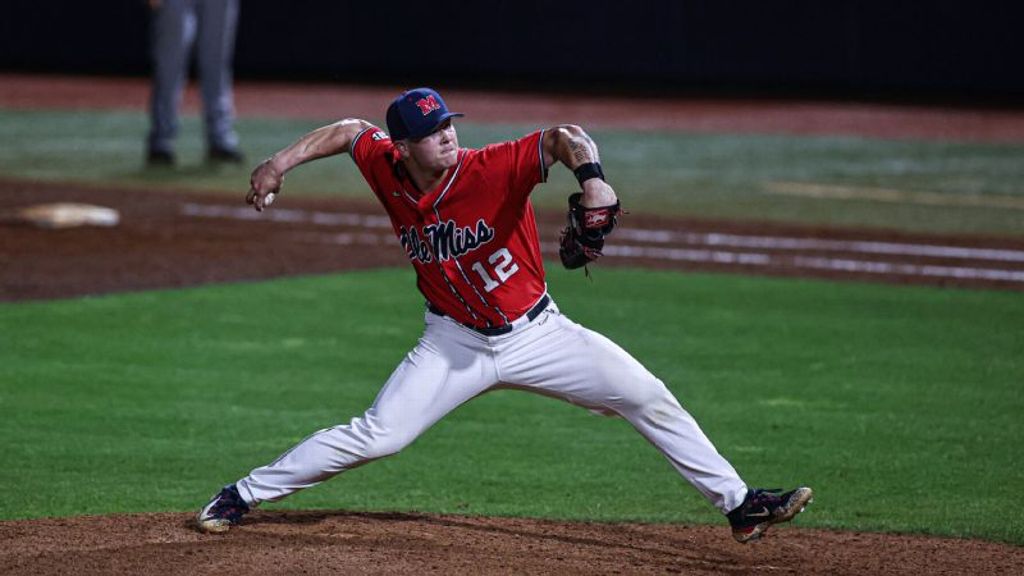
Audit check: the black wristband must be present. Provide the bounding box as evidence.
[573,162,605,186]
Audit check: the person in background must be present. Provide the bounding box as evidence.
[146,0,244,166]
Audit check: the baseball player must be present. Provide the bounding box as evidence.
[197,88,812,543]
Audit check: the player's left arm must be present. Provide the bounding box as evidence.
[541,125,617,208]
[541,125,622,269]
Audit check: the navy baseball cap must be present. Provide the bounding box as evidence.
[386,87,464,141]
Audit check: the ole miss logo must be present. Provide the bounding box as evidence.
[399,218,496,263]
[416,95,441,115]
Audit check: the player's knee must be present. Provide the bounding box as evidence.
[618,375,673,413]
[362,431,416,460]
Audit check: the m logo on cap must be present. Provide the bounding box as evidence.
[416,95,441,116]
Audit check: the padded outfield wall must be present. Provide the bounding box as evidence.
[1,0,1022,101]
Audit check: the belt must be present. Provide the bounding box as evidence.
[428,295,551,336]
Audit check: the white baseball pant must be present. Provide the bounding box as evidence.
[236,298,748,514]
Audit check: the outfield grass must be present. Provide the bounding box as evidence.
[1,267,1021,544]
[1,108,1023,236]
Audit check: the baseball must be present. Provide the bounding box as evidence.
[264,193,275,207]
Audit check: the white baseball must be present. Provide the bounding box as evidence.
[264,193,276,207]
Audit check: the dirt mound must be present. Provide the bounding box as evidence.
[2,510,1021,576]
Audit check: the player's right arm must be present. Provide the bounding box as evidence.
[246,118,374,211]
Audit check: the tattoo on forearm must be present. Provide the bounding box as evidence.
[568,138,595,165]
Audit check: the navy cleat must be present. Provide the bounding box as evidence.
[726,486,813,543]
[196,484,250,534]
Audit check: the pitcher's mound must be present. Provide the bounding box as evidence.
[1,510,1021,575]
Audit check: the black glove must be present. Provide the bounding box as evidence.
[559,192,621,270]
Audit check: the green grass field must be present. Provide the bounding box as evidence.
[1,108,1023,236]
[1,268,1022,544]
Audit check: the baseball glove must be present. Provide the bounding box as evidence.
[559,192,621,270]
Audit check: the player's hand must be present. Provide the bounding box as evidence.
[558,189,622,270]
[580,178,617,208]
[246,158,283,212]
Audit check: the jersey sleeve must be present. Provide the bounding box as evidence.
[479,130,548,204]
[509,130,548,198]
[349,125,395,194]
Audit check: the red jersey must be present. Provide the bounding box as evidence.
[350,126,549,329]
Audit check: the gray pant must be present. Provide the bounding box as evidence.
[148,0,240,154]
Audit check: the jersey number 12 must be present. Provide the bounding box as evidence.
[471,247,519,292]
